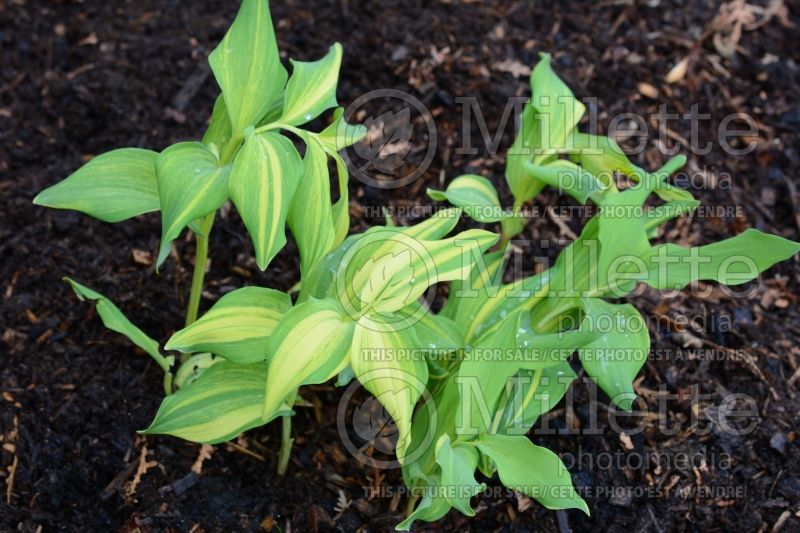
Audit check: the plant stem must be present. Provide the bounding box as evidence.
[185,213,215,329]
[405,493,420,517]
[277,392,297,476]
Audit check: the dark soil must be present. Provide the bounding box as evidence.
[2,0,799,531]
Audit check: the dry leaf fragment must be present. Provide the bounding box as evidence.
[191,444,214,475]
[132,248,154,266]
[619,432,635,451]
[637,82,659,99]
[493,59,532,78]
[665,56,690,84]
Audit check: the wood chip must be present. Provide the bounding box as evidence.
[637,82,659,99]
[619,432,635,450]
[665,56,690,83]
[191,444,214,474]
[132,248,154,266]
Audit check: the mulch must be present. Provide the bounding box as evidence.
[1,0,798,531]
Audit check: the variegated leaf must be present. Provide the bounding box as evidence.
[166,287,291,364]
[228,131,302,270]
[34,148,159,223]
[209,0,287,135]
[280,43,342,126]
[155,142,231,266]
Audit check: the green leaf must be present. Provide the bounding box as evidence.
[642,229,800,290]
[498,362,577,434]
[410,310,464,353]
[428,174,510,223]
[567,132,635,185]
[65,278,172,374]
[435,434,486,516]
[143,361,289,443]
[350,322,428,461]
[442,248,507,333]
[396,476,453,531]
[530,53,586,150]
[318,107,367,152]
[34,148,159,223]
[229,131,303,270]
[579,300,648,410]
[155,142,231,266]
[280,43,342,126]
[287,137,335,275]
[506,103,550,205]
[522,160,605,204]
[166,287,291,364]
[202,95,234,154]
[262,299,355,419]
[329,149,352,245]
[209,0,287,135]
[477,433,589,514]
[455,310,522,436]
[456,307,601,437]
[594,186,653,296]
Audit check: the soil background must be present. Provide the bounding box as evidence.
[2,0,800,531]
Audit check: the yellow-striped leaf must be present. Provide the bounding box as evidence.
[143,361,289,444]
[287,137,335,275]
[280,43,343,126]
[34,148,159,223]
[350,322,428,462]
[209,0,287,136]
[166,287,291,364]
[262,299,355,419]
[428,174,510,223]
[155,142,231,266]
[342,229,499,315]
[229,131,302,270]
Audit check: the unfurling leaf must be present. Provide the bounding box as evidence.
[579,300,649,410]
[435,434,486,515]
[318,107,368,152]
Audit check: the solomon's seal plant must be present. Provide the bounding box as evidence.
[34,0,365,474]
[34,0,800,529]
